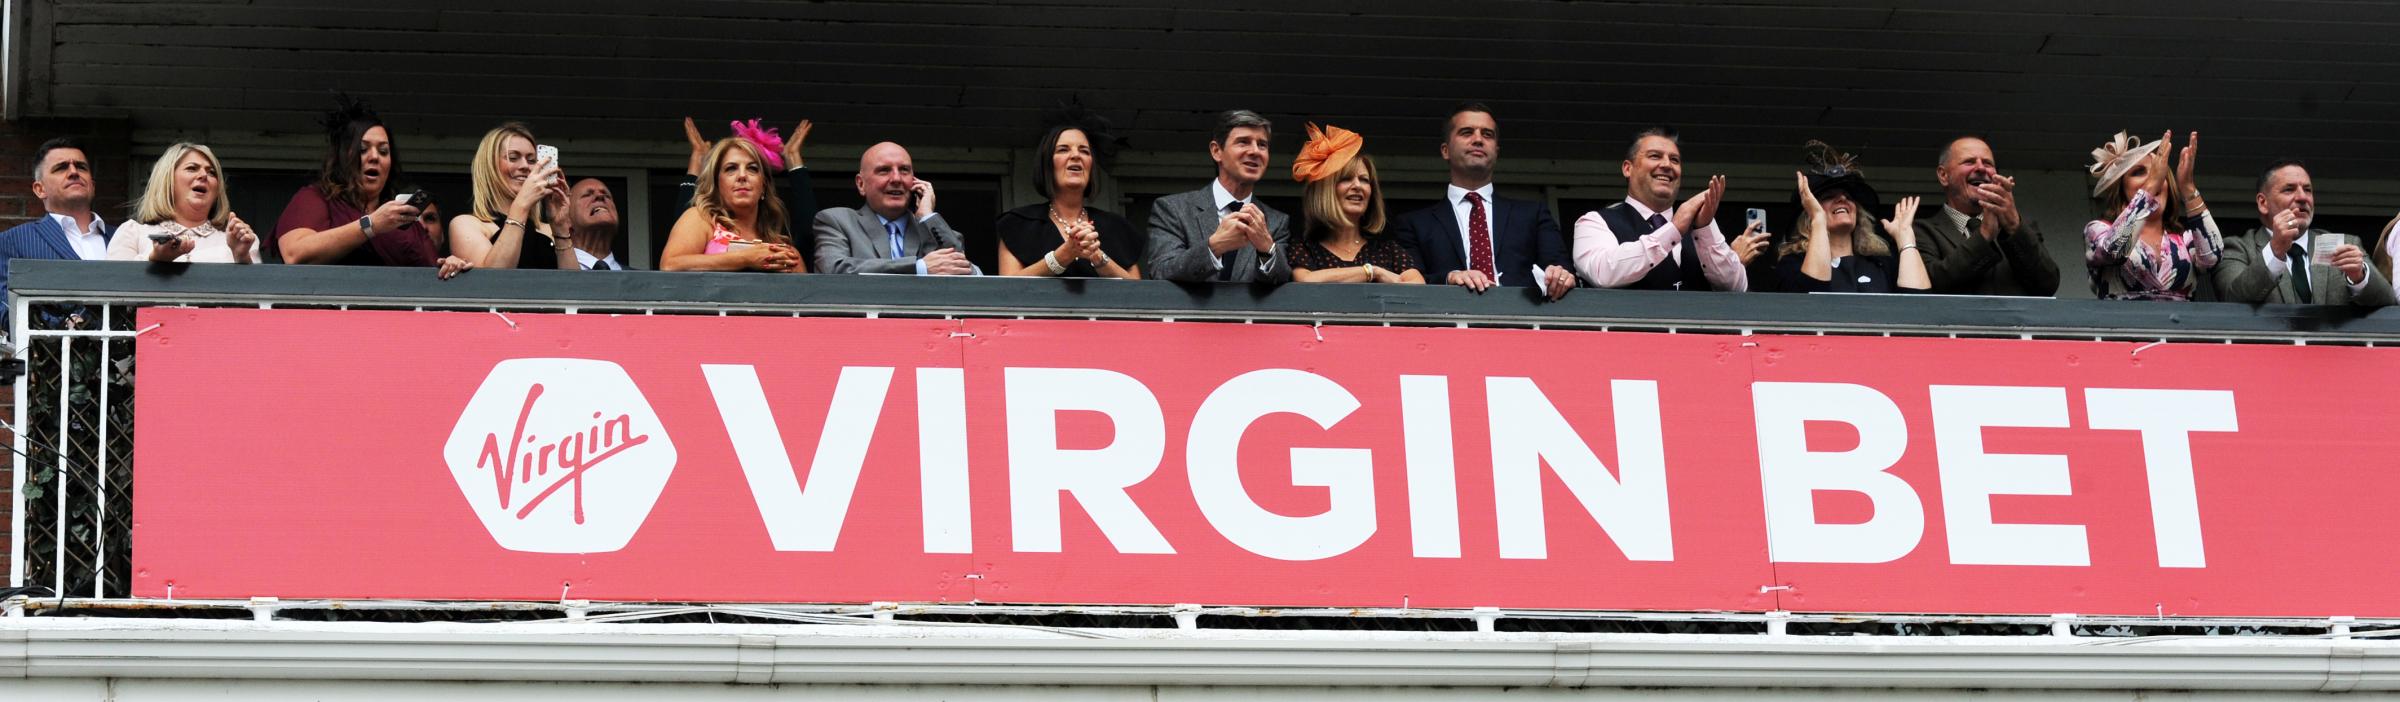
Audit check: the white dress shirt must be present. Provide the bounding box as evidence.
[48,213,109,260]
[2261,230,2369,296]
[1570,197,1747,291]
[572,247,625,271]
[1207,178,1275,274]
[1445,183,1549,288]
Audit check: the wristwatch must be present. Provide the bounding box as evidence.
[358,215,375,239]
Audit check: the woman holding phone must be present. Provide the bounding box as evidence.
[2083,131,2220,301]
[449,122,574,270]
[108,143,260,264]
[272,94,469,277]
[660,135,804,272]
[1775,141,1928,293]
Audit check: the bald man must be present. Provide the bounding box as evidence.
[811,141,977,275]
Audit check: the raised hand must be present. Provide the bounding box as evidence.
[1695,175,1727,229]
[2270,205,2305,259]
[683,117,710,176]
[781,119,814,170]
[1880,196,1923,246]
[2173,131,2203,205]
[227,213,257,263]
[1732,220,1770,265]
[911,179,937,220]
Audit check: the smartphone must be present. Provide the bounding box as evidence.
[1745,208,1768,234]
[536,144,560,168]
[397,188,432,210]
[905,183,922,213]
[148,233,178,245]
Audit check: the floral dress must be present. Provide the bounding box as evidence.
[2085,189,2223,301]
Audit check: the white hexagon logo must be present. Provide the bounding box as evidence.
[442,359,677,553]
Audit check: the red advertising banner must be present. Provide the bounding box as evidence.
[131,307,2399,616]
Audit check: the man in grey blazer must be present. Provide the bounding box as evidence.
[812,142,977,275]
[1145,110,1291,284]
[2213,160,2395,307]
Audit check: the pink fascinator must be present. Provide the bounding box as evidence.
[730,119,787,170]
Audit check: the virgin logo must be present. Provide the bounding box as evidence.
[442,359,677,553]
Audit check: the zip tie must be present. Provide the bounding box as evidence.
[494,311,518,329]
[1759,585,1793,593]
[1313,321,1324,342]
[133,323,162,336]
[949,331,974,338]
[2131,340,2166,356]
[560,581,571,603]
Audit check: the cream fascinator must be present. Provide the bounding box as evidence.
[2088,131,2165,197]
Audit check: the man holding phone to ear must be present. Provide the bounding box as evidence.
[812,141,978,275]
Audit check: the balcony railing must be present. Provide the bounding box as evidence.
[7,260,2397,636]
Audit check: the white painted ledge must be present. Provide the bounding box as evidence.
[0,619,2394,692]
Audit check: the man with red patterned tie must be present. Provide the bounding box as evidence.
[1572,126,1754,292]
[1390,103,1575,299]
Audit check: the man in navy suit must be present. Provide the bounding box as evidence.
[0,138,114,295]
[1391,103,1575,299]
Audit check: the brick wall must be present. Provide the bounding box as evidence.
[0,117,134,231]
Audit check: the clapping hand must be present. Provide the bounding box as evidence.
[2170,130,2205,210]
[1071,221,1106,265]
[1971,174,2021,239]
[1240,203,1274,252]
[1675,175,1727,234]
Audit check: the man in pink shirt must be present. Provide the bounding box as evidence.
[1571,127,1750,292]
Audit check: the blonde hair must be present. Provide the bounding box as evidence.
[1778,202,1892,259]
[469,122,541,223]
[1300,154,1386,241]
[132,143,230,228]
[691,137,791,245]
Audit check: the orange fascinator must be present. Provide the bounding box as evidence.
[1290,123,1363,183]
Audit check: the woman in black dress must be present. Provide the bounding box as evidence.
[995,121,1141,279]
[1288,124,1423,284]
[1776,141,1928,293]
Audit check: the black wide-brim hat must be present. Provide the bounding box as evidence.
[1791,140,1881,218]
[1795,169,1882,218]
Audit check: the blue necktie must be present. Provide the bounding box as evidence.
[887,220,906,259]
